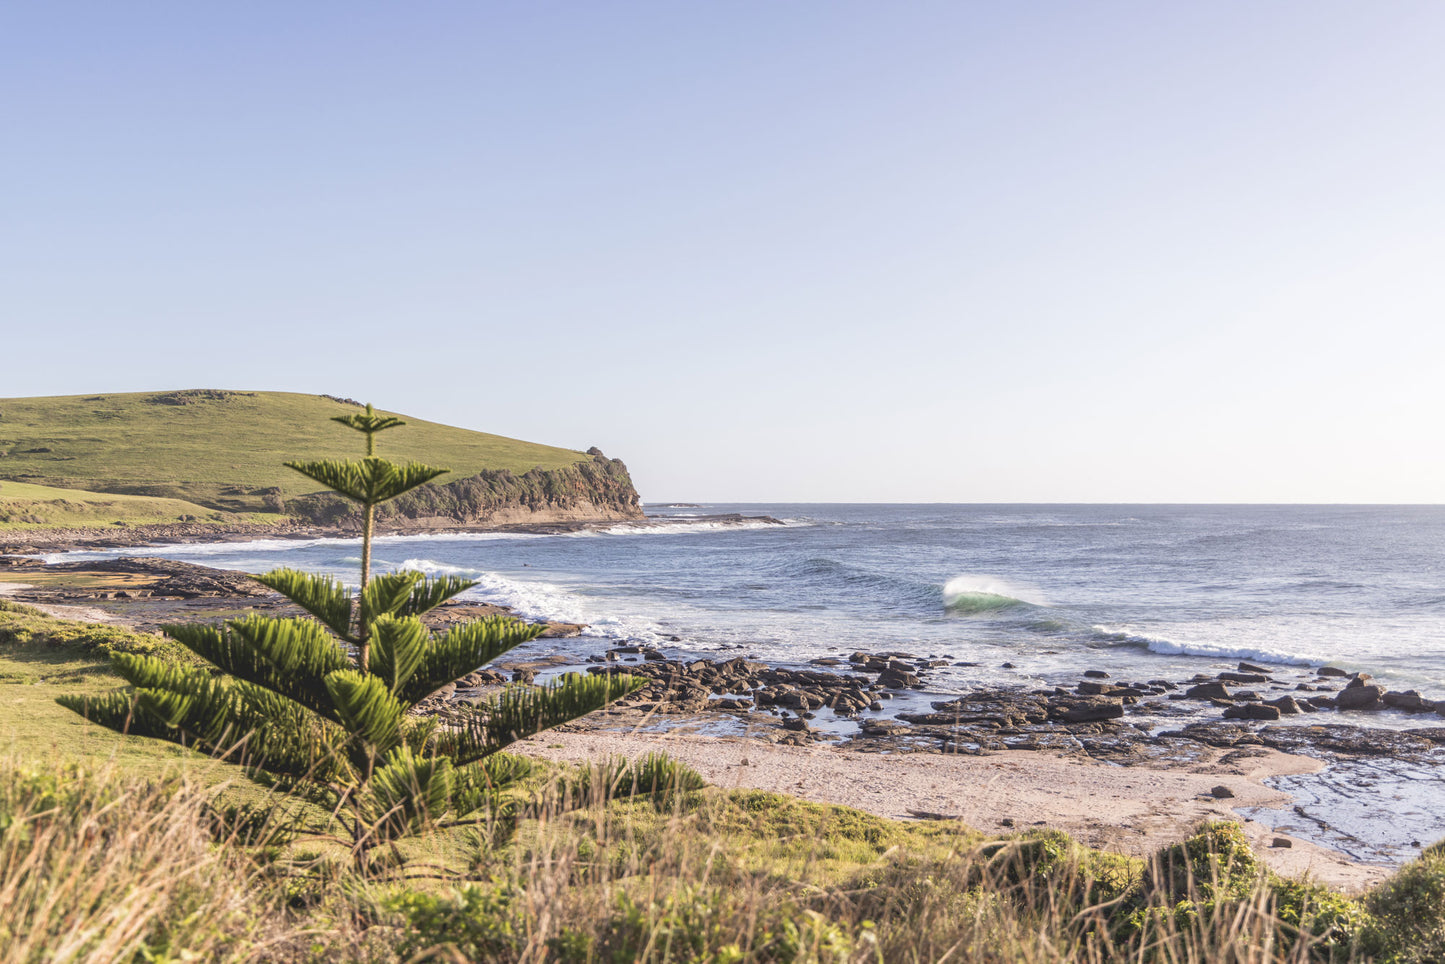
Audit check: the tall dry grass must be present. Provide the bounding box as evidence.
[2,756,1407,963]
[0,763,339,964]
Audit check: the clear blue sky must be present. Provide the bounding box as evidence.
[4,2,1442,502]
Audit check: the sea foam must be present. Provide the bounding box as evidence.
[1091,624,1319,667]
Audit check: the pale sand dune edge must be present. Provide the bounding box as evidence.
[520,729,1391,892]
[0,582,122,624]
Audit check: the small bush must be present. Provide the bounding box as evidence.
[0,600,167,657]
[1141,821,1264,904]
[1361,845,1445,962]
[384,881,524,961]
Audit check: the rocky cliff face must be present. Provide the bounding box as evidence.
[284,449,644,529]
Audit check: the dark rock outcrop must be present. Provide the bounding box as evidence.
[285,450,643,527]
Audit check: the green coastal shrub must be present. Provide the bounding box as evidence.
[1270,876,1368,952]
[384,881,525,961]
[1360,842,1445,962]
[0,600,166,657]
[548,887,864,964]
[979,828,1141,909]
[1140,821,1264,904]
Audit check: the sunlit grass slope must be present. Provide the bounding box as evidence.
[0,391,590,513]
[0,480,258,530]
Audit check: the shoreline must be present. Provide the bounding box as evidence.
[0,512,785,556]
[3,548,1441,891]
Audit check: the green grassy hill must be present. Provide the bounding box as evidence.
[0,390,592,515]
[0,480,259,530]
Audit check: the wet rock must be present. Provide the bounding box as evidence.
[1383,690,1435,712]
[927,692,1051,727]
[708,698,754,711]
[1264,696,1304,715]
[877,669,921,689]
[1271,837,1293,848]
[1337,685,1383,710]
[1083,670,1111,679]
[1239,662,1270,674]
[1077,681,1126,696]
[1185,682,1232,700]
[1048,697,1125,723]
[1317,666,1348,678]
[1211,785,1236,799]
[1219,671,1269,684]
[1224,703,1281,721]
[778,690,826,711]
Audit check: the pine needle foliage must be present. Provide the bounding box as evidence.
[58,404,643,862]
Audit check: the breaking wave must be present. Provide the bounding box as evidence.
[942,576,1041,614]
[1091,625,1318,667]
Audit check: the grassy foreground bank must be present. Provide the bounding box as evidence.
[3,602,1444,962]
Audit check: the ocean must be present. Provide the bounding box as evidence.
[56,503,1445,697]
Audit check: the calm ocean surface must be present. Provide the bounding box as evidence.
[57,503,1445,697]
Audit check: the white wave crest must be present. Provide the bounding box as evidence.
[942,575,1046,609]
[450,569,670,645]
[398,558,482,577]
[584,519,812,537]
[1091,624,1318,667]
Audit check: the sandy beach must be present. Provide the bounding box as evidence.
[521,728,1391,891]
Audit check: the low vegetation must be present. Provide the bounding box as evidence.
[5,746,1445,962]
[0,480,259,530]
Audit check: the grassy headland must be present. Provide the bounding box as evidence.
[0,391,642,536]
[0,390,592,514]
